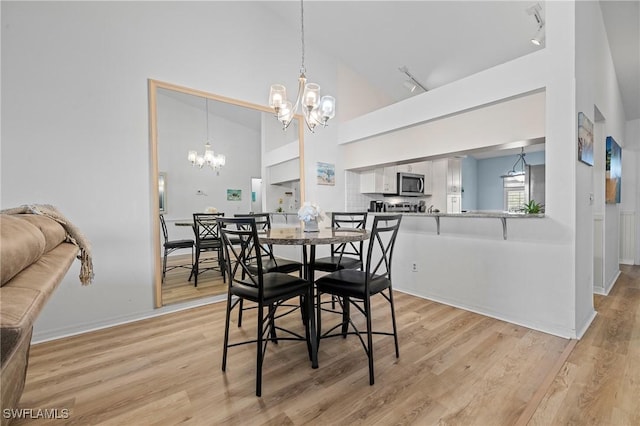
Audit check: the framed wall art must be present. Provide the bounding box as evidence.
[226,189,242,201]
[577,112,594,166]
[317,162,335,186]
[605,136,622,204]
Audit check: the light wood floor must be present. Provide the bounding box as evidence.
[13,265,639,425]
[161,254,227,305]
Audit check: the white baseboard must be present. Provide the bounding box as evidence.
[620,258,634,266]
[603,270,621,296]
[575,310,597,339]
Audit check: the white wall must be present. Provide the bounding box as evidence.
[1,1,339,340]
[575,1,628,304]
[625,119,640,264]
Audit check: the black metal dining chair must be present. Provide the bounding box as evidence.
[315,214,402,385]
[312,212,368,310]
[235,213,303,276]
[191,212,225,287]
[217,217,312,397]
[233,213,304,328]
[160,214,194,284]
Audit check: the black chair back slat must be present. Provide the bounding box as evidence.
[365,215,402,281]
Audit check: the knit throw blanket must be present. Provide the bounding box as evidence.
[1,204,94,285]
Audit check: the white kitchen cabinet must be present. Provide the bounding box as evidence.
[447,158,462,194]
[430,158,462,212]
[382,166,397,194]
[360,166,397,194]
[360,169,384,193]
[447,194,462,213]
[396,164,412,173]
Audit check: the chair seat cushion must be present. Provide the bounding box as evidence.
[197,238,221,250]
[247,257,302,275]
[231,273,308,304]
[164,239,194,249]
[316,269,391,298]
[313,255,361,272]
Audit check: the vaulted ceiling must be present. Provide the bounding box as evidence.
[264,1,639,120]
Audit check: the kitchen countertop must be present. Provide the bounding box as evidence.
[372,211,545,218]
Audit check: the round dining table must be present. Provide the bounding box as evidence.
[260,226,370,368]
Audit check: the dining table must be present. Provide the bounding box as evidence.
[259,226,370,368]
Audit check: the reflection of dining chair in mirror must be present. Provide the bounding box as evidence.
[191,213,225,287]
[160,214,194,284]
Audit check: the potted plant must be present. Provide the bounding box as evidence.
[522,199,544,214]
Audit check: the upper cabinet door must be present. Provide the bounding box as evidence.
[447,158,462,194]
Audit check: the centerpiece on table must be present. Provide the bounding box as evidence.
[298,202,324,232]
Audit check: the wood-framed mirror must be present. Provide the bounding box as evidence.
[149,79,305,308]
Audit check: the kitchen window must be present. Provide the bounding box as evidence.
[503,175,525,212]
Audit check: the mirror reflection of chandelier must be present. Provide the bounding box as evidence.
[268,0,336,132]
[187,98,226,171]
[501,147,528,178]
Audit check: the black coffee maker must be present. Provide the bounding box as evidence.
[369,200,385,212]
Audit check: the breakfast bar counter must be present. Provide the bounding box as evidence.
[371,211,544,240]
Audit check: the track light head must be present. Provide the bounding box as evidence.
[531,26,545,46]
[526,3,545,46]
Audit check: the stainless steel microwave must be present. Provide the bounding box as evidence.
[397,172,425,196]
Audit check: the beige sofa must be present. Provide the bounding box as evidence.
[0,213,79,422]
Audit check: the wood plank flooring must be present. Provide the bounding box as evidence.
[12,265,640,425]
[529,264,640,426]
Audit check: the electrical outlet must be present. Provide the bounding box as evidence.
[412,262,418,272]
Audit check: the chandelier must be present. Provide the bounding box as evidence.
[268,0,336,132]
[187,98,226,171]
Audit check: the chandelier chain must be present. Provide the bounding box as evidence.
[300,0,306,75]
[205,98,209,141]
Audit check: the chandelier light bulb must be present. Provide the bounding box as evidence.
[319,96,336,120]
[203,143,215,165]
[269,84,287,110]
[303,83,320,109]
[188,150,197,164]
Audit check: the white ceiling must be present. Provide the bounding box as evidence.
[600,0,640,120]
[263,1,640,120]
